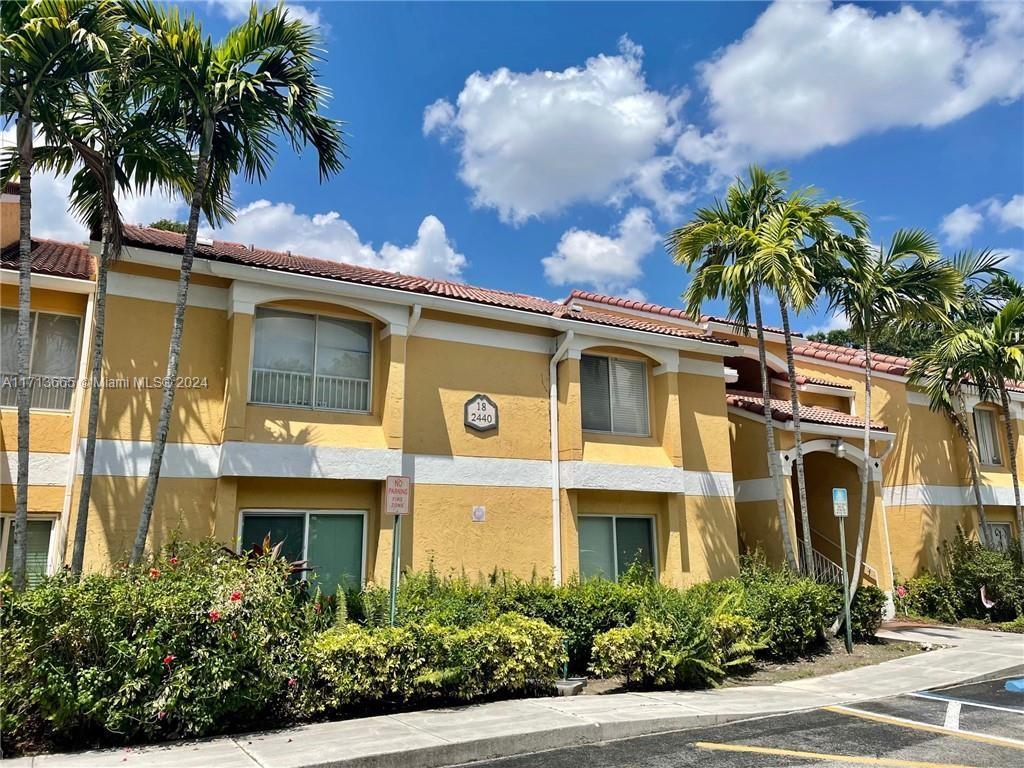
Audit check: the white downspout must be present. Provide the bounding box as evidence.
[56,288,96,570]
[407,303,422,336]
[874,438,898,618]
[549,331,573,585]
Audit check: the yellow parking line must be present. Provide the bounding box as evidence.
[694,741,979,768]
[824,705,1024,750]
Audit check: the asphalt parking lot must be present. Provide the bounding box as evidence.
[460,668,1024,767]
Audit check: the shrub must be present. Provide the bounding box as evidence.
[942,533,1023,622]
[0,541,331,753]
[300,614,564,714]
[895,572,957,623]
[739,555,841,659]
[846,585,886,640]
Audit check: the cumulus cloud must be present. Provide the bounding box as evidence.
[207,1,327,32]
[683,1,1023,174]
[542,207,659,294]
[940,204,986,246]
[940,194,1024,245]
[993,247,1023,274]
[423,36,685,223]
[204,200,466,279]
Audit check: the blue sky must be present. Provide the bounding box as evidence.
[27,1,1024,332]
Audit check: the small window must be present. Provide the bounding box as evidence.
[986,522,1013,552]
[239,511,364,594]
[250,308,371,412]
[1,517,54,587]
[580,354,649,435]
[1,309,81,410]
[578,515,655,581]
[973,409,1002,466]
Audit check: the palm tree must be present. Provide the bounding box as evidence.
[821,230,960,594]
[668,166,799,570]
[26,41,205,573]
[0,0,121,589]
[125,2,345,563]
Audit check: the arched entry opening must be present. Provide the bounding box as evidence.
[790,447,881,587]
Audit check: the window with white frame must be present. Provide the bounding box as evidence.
[250,308,372,412]
[578,515,655,581]
[1,517,54,587]
[580,354,649,435]
[986,522,1013,552]
[1,309,81,410]
[239,510,365,594]
[973,408,1002,466]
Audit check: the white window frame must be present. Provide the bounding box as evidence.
[578,513,658,581]
[973,408,1003,467]
[0,308,83,413]
[580,353,651,437]
[0,514,58,577]
[236,508,368,588]
[986,522,1013,552]
[248,306,374,414]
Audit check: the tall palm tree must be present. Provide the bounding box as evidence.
[821,230,959,594]
[0,0,121,589]
[125,2,345,563]
[668,166,798,570]
[25,41,205,573]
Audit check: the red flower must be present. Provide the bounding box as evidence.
[208,610,221,622]
[896,585,908,598]
[149,568,161,579]
[287,677,297,687]
[162,654,175,665]
[157,711,167,720]
[230,590,243,602]
[169,556,180,566]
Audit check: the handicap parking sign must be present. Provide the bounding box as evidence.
[832,487,849,517]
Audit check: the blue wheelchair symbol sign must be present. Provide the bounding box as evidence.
[832,488,849,517]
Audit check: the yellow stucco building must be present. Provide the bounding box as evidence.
[1,188,1021,605]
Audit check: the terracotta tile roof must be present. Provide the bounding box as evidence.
[702,314,793,337]
[774,371,853,390]
[121,225,736,348]
[565,289,696,322]
[726,390,887,431]
[1,238,94,280]
[794,340,911,376]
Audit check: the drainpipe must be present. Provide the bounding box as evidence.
[56,288,96,570]
[549,331,574,585]
[874,439,898,618]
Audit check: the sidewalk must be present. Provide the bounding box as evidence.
[13,625,1023,768]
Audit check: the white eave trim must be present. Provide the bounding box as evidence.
[793,352,908,383]
[727,404,896,441]
[799,381,855,398]
[0,267,95,294]
[702,319,789,344]
[115,242,736,358]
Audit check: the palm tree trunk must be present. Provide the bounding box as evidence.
[11,114,33,591]
[952,392,991,547]
[130,135,212,564]
[779,302,813,574]
[70,205,113,574]
[848,332,872,599]
[997,382,1023,558]
[753,289,797,569]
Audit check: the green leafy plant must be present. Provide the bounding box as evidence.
[845,584,886,640]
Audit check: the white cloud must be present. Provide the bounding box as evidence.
[424,36,684,223]
[940,194,1024,245]
[993,247,1024,274]
[542,207,659,294]
[940,204,986,246]
[208,2,327,32]
[806,310,850,336]
[987,194,1024,230]
[204,200,466,280]
[684,1,1023,174]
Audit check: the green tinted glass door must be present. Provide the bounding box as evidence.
[4,520,52,587]
[578,516,615,579]
[307,514,364,594]
[615,517,653,576]
[241,514,304,564]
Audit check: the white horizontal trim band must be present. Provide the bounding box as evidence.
[67,440,735,496]
[884,484,1017,508]
[734,477,779,503]
[411,318,554,355]
[0,451,70,486]
[107,271,228,311]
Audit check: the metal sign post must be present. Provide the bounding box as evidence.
[385,476,411,626]
[832,487,853,654]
